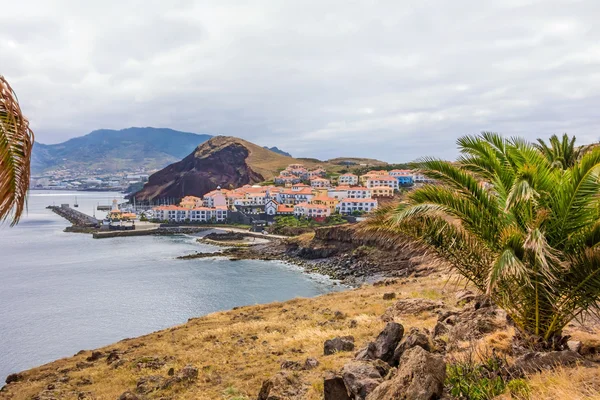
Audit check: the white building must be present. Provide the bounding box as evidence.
[347,187,372,198]
[366,176,399,190]
[293,202,331,219]
[310,177,331,188]
[338,173,358,185]
[336,198,378,215]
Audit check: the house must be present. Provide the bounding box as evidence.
[275,176,301,185]
[308,168,327,178]
[370,186,394,197]
[311,196,339,213]
[338,173,358,185]
[294,202,331,220]
[310,177,331,188]
[277,204,295,215]
[276,188,314,205]
[179,196,203,209]
[189,206,228,222]
[153,205,189,222]
[360,170,388,184]
[203,189,227,207]
[265,199,278,216]
[366,176,399,191]
[328,186,350,200]
[389,169,413,177]
[413,171,434,183]
[347,187,372,198]
[336,198,378,215]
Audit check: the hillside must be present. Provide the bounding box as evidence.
[32,127,212,174]
[264,146,292,157]
[133,136,323,201]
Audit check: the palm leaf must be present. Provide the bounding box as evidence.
[0,76,34,225]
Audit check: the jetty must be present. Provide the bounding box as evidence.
[47,205,99,227]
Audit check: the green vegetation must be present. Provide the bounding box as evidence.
[366,132,600,341]
[534,133,581,170]
[446,350,512,400]
[268,214,347,235]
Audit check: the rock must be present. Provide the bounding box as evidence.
[118,392,140,400]
[341,361,384,400]
[355,342,378,361]
[567,340,582,353]
[86,351,103,362]
[334,311,347,320]
[106,351,120,364]
[432,321,448,338]
[349,320,358,329]
[136,375,166,394]
[374,278,398,287]
[281,360,302,370]
[382,299,445,321]
[303,358,319,370]
[135,356,165,370]
[383,293,396,300]
[178,364,198,381]
[324,336,355,355]
[257,371,305,400]
[324,375,351,400]
[513,350,582,374]
[167,367,175,376]
[392,328,431,366]
[373,322,404,364]
[367,346,446,400]
[5,373,23,384]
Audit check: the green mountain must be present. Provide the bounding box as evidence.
[32,127,212,174]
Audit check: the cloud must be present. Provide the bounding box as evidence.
[2,0,600,162]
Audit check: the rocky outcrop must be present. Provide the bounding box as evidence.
[382,299,446,321]
[257,371,306,399]
[355,322,404,364]
[341,361,384,400]
[325,336,356,355]
[366,346,446,400]
[512,350,583,374]
[392,328,431,366]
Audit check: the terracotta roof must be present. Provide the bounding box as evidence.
[312,196,337,202]
[277,205,294,212]
[340,198,378,203]
[367,176,396,181]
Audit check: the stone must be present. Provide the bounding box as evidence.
[303,358,319,370]
[136,375,166,394]
[355,342,378,361]
[118,392,140,400]
[512,350,582,374]
[167,367,175,376]
[324,336,355,355]
[5,373,23,384]
[281,360,302,370]
[341,361,384,400]
[392,328,431,366]
[257,371,305,400]
[177,364,198,381]
[432,321,449,338]
[86,351,103,362]
[349,320,358,329]
[366,346,446,400]
[324,375,351,400]
[383,292,396,300]
[567,340,582,354]
[373,322,404,364]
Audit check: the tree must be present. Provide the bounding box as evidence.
[0,76,34,225]
[534,133,581,169]
[364,132,600,342]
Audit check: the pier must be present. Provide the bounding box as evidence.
[47,205,99,227]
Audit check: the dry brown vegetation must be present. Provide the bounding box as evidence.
[2,274,600,400]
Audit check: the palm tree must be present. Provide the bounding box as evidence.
[364,132,600,342]
[534,133,581,169]
[0,75,34,225]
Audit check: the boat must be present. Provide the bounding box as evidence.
[74,197,79,207]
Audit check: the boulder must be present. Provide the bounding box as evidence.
[355,342,378,361]
[373,322,404,364]
[5,373,23,384]
[324,336,355,355]
[392,328,431,366]
[383,293,396,300]
[257,371,305,400]
[382,299,445,321]
[178,364,199,381]
[86,351,103,362]
[324,375,351,400]
[281,360,302,370]
[341,361,384,400]
[303,358,319,370]
[513,350,582,374]
[367,346,446,400]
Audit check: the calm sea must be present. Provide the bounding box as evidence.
[0,191,342,382]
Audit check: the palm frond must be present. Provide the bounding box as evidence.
[0,76,34,225]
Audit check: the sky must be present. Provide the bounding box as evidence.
[2,0,600,162]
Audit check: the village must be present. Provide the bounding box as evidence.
[147,164,434,224]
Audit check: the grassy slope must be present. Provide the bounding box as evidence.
[3,273,600,400]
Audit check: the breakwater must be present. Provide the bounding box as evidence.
[47,205,99,227]
[92,226,211,239]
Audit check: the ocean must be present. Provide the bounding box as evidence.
[0,191,342,382]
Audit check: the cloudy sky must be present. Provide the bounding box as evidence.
[2,0,600,162]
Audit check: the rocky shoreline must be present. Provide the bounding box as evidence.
[178,226,437,285]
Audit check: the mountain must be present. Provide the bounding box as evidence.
[263,146,292,157]
[133,136,322,201]
[31,127,212,174]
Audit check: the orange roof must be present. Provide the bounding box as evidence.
[153,205,188,211]
[332,185,351,190]
[340,173,357,177]
[281,188,313,195]
[294,202,310,207]
[390,169,412,173]
[277,205,294,212]
[349,186,370,190]
[311,178,329,181]
[370,186,393,190]
[307,204,329,210]
[367,176,396,181]
[312,196,337,202]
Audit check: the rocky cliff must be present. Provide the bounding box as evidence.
[133,136,313,201]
